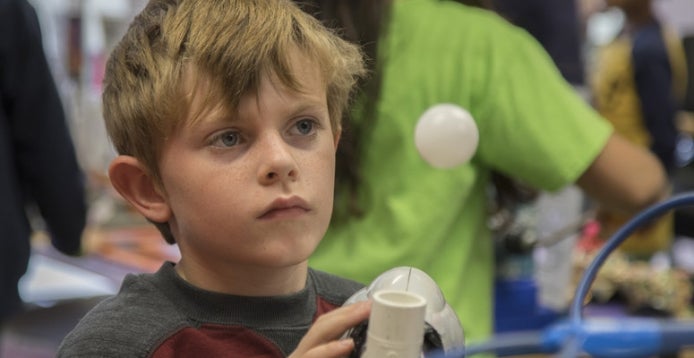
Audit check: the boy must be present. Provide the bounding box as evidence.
[58,0,369,356]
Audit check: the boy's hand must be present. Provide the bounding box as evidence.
[289,300,371,358]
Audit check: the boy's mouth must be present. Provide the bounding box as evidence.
[258,196,310,219]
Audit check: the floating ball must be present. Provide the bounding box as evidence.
[414,104,479,168]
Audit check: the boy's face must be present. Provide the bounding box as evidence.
[157,52,338,277]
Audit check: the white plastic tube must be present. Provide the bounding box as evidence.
[362,290,427,358]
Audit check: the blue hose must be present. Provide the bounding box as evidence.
[432,192,694,357]
[569,192,694,326]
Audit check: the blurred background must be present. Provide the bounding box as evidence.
[1,0,694,357]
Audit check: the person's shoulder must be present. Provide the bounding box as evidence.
[632,22,669,58]
[57,271,186,357]
[394,0,540,56]
[0,0,15,11]
[308,268,364,305]
[0,0,29,26]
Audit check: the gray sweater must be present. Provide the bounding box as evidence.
[58,262,363,357]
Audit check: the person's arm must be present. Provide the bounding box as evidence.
[576,133,669,214]
[4,1,87,255]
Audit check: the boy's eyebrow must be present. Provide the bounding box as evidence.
[208,98,327,126]
[287,100,328,116]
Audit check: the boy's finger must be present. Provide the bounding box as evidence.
[312,300,371,340]
[290,300,370,356]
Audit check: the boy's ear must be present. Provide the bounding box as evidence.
[108,155,172,224]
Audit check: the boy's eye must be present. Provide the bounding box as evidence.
[294,119,316,135]
[213,130,240,147]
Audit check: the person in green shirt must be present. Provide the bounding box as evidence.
[297,0,669,344]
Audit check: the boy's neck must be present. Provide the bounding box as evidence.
[174,260,309,296]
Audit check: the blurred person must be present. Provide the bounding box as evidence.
[296,0,669,344]
[591,0,688,256]
[0,0,87,325]
[593,0,687,175]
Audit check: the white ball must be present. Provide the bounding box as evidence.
[414,104,479,168]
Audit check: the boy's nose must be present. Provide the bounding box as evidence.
[257,134,298,185]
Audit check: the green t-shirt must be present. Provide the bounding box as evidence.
[310,0,612,344]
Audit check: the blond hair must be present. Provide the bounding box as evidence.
[103,0,365,243]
